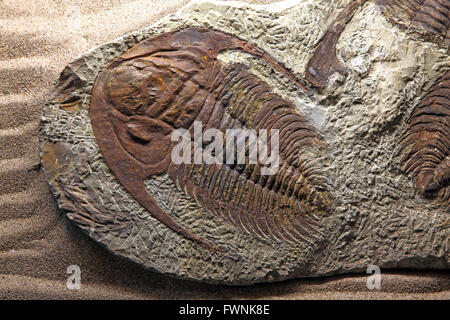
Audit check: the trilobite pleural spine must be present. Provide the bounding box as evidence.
[90,27,331,255]
[400,70,450,205]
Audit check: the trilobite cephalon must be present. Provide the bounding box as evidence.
[90,27,332,256]
[400,70,450,205]
[306,0,449,88]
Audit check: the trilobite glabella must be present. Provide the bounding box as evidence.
[400,70,450,206]
[90,27,332,256]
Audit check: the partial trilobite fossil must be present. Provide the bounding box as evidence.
[90,27,332,256]
[400,70,450,206]
[377,0,450,45]
[306,0,369,87]
[304,0,449,206]
[306,0,449,88]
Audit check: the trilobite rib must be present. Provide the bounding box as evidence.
[400,70,450,204]
[91,27,330,255]
[168,64,331,244]
[377,0,450,44]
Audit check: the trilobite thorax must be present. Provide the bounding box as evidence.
[376,0,450,46]
[400,70,450,206]
[90,27,331,253]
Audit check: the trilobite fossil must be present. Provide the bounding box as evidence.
[376,0,450,45]
[400,70,450,206]
[90,27,332,256]
[306,0,449,88]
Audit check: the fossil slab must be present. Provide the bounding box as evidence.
[40,0,449,284]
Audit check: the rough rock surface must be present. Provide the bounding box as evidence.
[40,0,449,284]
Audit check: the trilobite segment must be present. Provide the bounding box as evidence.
[91,27,330,252]
[400,70,450,204]
[377,0,450,44]
[168,64,331,244]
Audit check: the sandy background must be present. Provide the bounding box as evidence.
[0,0,448,299]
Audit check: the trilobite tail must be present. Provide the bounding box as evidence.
[417,156,450,194]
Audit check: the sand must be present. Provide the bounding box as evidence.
[0,0,448,299]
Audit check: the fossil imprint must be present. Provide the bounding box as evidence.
[90,27,332,255]
[377,0,450,44]
[400,70,450,205]
[306,0,450,88]
[305,0,449,206]
[39,1,449,283]
[89,3,450,256]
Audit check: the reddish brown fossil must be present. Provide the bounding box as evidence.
[306,0,369,88]
[90,27,331,256]
[400,70,450,205]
